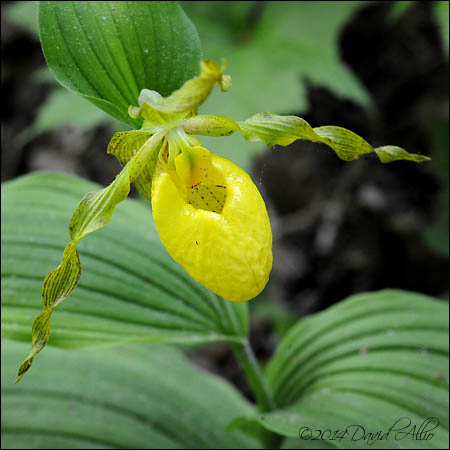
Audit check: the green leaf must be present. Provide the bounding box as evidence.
[184,1,370,118]
[423,116,449,258]
[388,1,414,21]
[18,88,122,145]
[182,1,371,170]
[434,0,449,54]
[6,0,39,36]
[38,1,201,128]
[1,171,248,379]
[282,437,337,449]
[1,340,260,449]
[241,290,449,448]
[239,113,430,163]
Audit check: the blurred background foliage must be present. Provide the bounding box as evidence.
[1,0,449,410]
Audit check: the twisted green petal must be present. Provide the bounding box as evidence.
[239,112,430,163]
[15,132,164,383]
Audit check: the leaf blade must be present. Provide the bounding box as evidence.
[238,290,449,447]
[2,340,261,449]
[38,1,202,127]
[2,170,248,382]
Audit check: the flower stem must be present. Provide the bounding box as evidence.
[232,340,283,448]
[231,339,275,412]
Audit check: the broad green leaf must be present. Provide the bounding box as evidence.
[1,171,248,380]
[434,0,449,54]
[18,88,122,145]
[239,113,430,163]
[388,1,414,21]
[182,1,370,170]
[38,1,201,128]
[6,0,39,36]
[1,340,260,449]
[423,116,449,258]
[240,290,449,448]
[184,1,370,118]
[282,437,337,449]
[6,1,124,143]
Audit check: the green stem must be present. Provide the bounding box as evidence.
[232,340,283,449]
[231,339,275,412]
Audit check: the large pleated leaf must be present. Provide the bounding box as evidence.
[1,172,248,350]
[38,1,201,128]
[237,290,449,449]
[1,340,260,449]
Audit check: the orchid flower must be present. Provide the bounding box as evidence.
[16,60,429,382]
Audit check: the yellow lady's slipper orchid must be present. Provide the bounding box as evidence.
[123,60,275,303]
[16,58,430,383]
[152,149,272,302]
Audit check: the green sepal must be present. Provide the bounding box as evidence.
[148,60,231,114]
[239,112,430,163]
[15,132,164,383]
[182,115,239,137]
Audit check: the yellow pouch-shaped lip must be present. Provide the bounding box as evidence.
[151,155,273,302]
